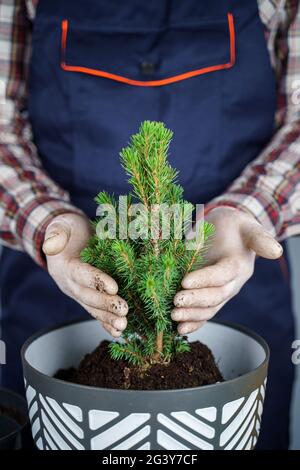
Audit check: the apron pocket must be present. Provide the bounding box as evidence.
[61,13,235,196]
[61,13,235,86]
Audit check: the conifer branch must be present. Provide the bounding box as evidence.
[82,121,214,366]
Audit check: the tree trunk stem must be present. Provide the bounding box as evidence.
[156,331,163,355]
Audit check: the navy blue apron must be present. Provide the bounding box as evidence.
[0,0,295,449]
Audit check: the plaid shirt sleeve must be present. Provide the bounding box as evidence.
[206,0,300,240]
[0,0,83,266]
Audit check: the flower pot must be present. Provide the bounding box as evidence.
[22,319,269,451]
[0,388,29,449]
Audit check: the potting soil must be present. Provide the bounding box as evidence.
[55,340,223,390]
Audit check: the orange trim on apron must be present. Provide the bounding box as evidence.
[60,13,236,87]
[278,255,289,282]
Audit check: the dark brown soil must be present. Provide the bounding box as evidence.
[0,405,26,426]
[55,340,223,390]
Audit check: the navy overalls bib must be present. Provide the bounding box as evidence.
[0,0,295,449]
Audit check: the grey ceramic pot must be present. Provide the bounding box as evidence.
[0,388,29,449]
[22,319,269,451]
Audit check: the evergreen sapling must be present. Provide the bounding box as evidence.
[81,121,214,368]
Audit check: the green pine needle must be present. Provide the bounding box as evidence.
[82,121,214,366]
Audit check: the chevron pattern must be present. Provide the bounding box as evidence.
[157,411,215,450]
[25,381,43,450]
[89,411,151,450]
[219,379,267,450]
[24,380,85,450]
[24,380,266,450]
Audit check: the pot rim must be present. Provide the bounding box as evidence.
[21,318,270,394]
[0,387,29,442]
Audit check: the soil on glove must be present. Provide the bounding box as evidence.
[0,405,26,426]
[55,340,223,390]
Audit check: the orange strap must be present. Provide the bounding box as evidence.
[61,13,235,87]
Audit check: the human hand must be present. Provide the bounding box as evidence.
[172,207,283,334]
[43,213,128,337]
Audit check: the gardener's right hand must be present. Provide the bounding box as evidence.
[42,213,128,337]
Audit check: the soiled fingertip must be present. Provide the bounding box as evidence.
[111,330,122,338]
[177,323,190,335]
[103,276,119,295]
[102,322,122,338]
[171,308,182,322]
[181,272,198,289]
[181,278,192,290]
[177,320,206,335]
[173,291,185,308]
[111,299,129,317]
[113,317,127,331]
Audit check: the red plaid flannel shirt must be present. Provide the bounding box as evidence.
[0,0,300,266]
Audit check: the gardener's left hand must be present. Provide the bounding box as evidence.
[172,207,283,334]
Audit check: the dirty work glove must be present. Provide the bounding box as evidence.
[172,207,283,334]
[43,213,128,337]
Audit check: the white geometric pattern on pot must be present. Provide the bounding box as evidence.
[221,397,245,424]
[253,378,267,445]
[219,385,266,450]
[157,429,191,450]
[195,406,217,422]
[111,425,151,450]
[25,384,43,449]
[24,384,86,450]
[157,413,214,450]
[157,406,217,450]
[44,396,84,439]
[62,403,83,422]
[39,394,85,449]
[137,441,151,450]
[25,382,266,450]
[88,409,119,431]
[220,389,258,447]
[90,413,151,450]
[171,411,215,439]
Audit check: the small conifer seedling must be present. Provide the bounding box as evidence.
[81,121,214,367]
